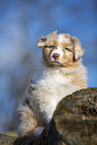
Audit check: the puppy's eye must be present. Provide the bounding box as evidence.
[64,48,69,51]
[49,46,55,48]
[64,48,73,52]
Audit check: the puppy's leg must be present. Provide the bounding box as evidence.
[17,104,39,137]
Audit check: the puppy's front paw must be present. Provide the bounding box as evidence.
[34,127,44,136]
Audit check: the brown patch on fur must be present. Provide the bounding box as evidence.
[42,47,51,65]
[47,37,58,47]
[71,72,88,88]
[61,52,74,67]
[25,129,35,136]
[24,110,38,127]
[62,42,72,50]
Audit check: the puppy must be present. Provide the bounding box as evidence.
[17,31,87,137]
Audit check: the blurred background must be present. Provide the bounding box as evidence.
[0,0,97,134]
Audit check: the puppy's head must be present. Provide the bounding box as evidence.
[38,31,85,67]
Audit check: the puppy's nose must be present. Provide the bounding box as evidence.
[53,53,59,59]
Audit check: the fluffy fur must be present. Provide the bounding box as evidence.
[17,31,87,137]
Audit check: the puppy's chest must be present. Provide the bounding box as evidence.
[35,73,73,121]
[38,72,72,99]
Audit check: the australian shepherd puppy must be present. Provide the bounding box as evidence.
[17,31,87,137]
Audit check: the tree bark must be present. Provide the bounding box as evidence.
[0,88,97,145]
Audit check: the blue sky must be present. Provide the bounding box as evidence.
[0,0,97,132]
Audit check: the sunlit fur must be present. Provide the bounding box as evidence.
[17,31,88,137]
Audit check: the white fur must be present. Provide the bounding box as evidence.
[58,34,70,44]
[28,64,87,125]
[51,47,63,62]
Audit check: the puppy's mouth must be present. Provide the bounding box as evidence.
[51,61,61,65]
[48,59,63,66]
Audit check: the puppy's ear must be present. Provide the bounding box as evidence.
[65,33,71,38]
[72,37,85,60]
[38,36,47,47]
[38,31,58,47]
